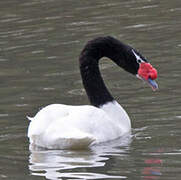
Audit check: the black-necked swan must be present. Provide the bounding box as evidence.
[28,36,158,149]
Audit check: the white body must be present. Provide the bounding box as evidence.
[27,101,131,149]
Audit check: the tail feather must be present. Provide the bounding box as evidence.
[27,116,34,121]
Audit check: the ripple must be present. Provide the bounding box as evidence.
[15,104,29,107]
[0,17,20,23]
[124,23,153,29]
[60,40,80,45]
[68,21,99,26]
[58,172,126,179]
[32,27,54,33]
[44,70,79,77]
[43,87,55,91]
[170,8,181,12]
[17,18,36,24]
[0,58,8,62]
[31,50,45,54]
[0,114,9,117]
[29,137,131,179]
[68,88,85,96]
[44,72,61,77]
[45,16,63,20]
[131,5,158,10]
[176,116,181,119]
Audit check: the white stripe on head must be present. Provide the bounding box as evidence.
[132,49,145,64]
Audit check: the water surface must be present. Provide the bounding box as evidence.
[0,0,181,179]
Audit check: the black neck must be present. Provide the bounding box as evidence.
[79,36,134,107]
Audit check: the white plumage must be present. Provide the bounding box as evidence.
[28,101,131,149]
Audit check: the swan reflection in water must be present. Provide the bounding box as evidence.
[29,134,131,180]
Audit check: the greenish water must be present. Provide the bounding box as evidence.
[0,0,181,179]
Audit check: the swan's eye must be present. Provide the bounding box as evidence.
[137,59,142,64]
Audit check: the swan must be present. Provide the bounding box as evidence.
[27,36,158,149]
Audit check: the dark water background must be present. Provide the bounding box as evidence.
[0,0,181,179]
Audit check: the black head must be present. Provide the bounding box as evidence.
[84,36,148,76]
[93,36,158,90]
[107,40,148,75]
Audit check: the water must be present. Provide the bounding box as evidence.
[0,0,181,179]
